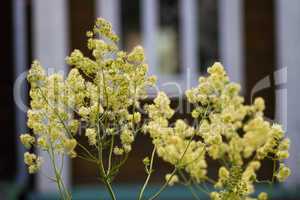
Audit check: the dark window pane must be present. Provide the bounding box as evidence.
[121,0,141,51]
[158,0,180,75]
[198,0,219,72]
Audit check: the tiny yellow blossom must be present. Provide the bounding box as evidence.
[27,60,46,88]
[63,138,77,158]
[254,97,265,111]
[276,163,291,182]
[258,192,268,200]
[279,138,290,151]
[219,166,229,179]
[165,174,179,186]
[277,150,289,160]
[123,144,132,153]
[128,46,145,63]
[37,137,48,150]
[210,192,221,200]
[78,107,90,118]
[69,120,79,134]
[24,152,36,165]
[133,112,141,123]
[85,128,97,146]
[113,147,124,156]
[143,157,150,166]
[20,134,35,149]
[24,152,42,174]
[120,129,134,145]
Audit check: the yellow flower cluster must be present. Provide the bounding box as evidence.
[24,152,43,174]
[144,92,207,183]
[85,128,97,145]
[22,60,79,173]
[276,163,291,182]
[21,18,156,177]
[66,19,155,157]
[20,134,35,148]
[189,63,290,199]
[145,63,291,199]
[21,17,291,200]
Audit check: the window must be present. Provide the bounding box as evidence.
[198,0,219,73]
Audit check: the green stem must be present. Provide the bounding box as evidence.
[96,124,105,176]
[97,163,117,200]
[109,153,129,179]
[203,176,217,185]
[138,147,156,200]
[178,170,201,200]
[48,146,71,200]
[148,136,200,200]
[96,120,117,200]
[192,181,210,196]
[146,144,187,200]
[77,154,98,163]
[104,179,117,200]
[107,135,115,175]
[148,168,177,200]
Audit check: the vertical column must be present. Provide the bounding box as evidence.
[141,0,158,75]
[179,0,198,87]
[32,0,70,193]
[274,67,287,128]
[95,0,121,36]
[219,0,245,90]
[13,0,28,186]
[276,0,300,186]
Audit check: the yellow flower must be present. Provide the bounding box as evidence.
[258,192,268,200]
[27,60,46,88]
[113,147,124,156]
[254,97,265,111]
[128,46,145,63]
[165,174,179,186]
[63,139,77,158]
[24,152,36,165]
[219,166,229,179]
[37,137,48,150]
[78,107,90,118]
[277,150,289,160]
[276,163,291,182]
[20,134,35,148]
[85,128,97,145]
[24,152,42,174]
[133,112,141,123]
[210,192,221,200]
[120,129,134,145]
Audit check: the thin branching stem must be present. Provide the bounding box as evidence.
[138,147,156,200]
[107,135,115,175]
[178,170,201,200]
[37,87,96,161]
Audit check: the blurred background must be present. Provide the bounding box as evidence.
[0,0,300,199]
